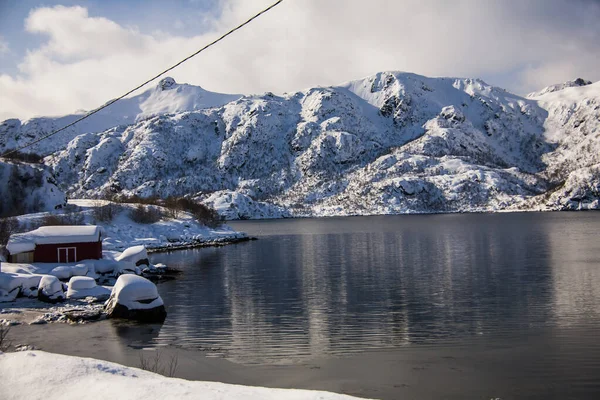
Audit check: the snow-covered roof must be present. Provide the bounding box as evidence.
[6,225,102,255]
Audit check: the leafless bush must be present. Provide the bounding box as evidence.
[163,197,222,227]
[0,217,20,247]
[92,201,120,223]
[129,204,163,224]
[0,326,11,352]
[139,351,179,377]
[39,212,85,226]
[114,194,160,206]
[190,202,223,228]
[163,197,184,219]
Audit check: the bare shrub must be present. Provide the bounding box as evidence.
[114,194,160,206]
[0,326,11,352]
[129,205,163,224]
[163,197,222,227]
[0,217,20,247]
[92,201,120,223]
[139,351,179,377]
[39,212,85,227]
[163,197,183,219]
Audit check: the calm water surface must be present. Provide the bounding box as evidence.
[149,212,600,389]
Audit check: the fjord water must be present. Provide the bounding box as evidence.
[150,212,600,395]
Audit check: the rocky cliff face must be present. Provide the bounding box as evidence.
[2,72,599,218]
[0,160,66,217]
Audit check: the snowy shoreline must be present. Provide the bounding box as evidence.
[0,351,371,400]
[0,199,249,315]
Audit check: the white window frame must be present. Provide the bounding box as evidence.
[57,247,77,263]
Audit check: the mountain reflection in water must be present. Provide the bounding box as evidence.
[148,213,600,369]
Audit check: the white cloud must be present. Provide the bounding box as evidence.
[0,36,9,55]
[1,0,599,120]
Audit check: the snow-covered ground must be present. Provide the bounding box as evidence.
[14,199,247,252]
[0,351,371,400]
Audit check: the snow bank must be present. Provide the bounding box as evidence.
[0,351,370,400]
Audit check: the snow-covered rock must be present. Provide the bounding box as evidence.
[66,276,111,301]
[0,351,370,400]
[115,245,148,266]
[0,272,41,302]
[94,259,119,274]
[203,190,290,219]
[37,275,65,303]
[105,275,166,322]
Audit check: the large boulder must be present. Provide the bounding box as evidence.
[115,245,149,267]
[66,276,111,301]
[38,275,65,303]
[104,275,166,322]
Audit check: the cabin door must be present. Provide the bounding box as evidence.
[57,247,77,263]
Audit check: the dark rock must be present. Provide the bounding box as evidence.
[106,303,166,323]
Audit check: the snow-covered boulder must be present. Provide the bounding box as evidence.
[115,245,149,266]
[66,276,111,301]
[104,275,166,322]
[94,259,119,274]
[38,275,65,303]
[0,273,21,302]
[50,266,73,280]
[0,272,41,302]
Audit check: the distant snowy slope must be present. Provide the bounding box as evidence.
[527,78,593,98]
[528,81,600,210]
[0,77,241,156]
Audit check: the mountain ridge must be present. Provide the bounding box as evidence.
[1,72,599,219]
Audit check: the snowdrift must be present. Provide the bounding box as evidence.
[0,351,372,400]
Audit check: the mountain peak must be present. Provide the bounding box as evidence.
[527,78,593,98]
[158,77,177,90]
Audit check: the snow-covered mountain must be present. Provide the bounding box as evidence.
[1,72,599,218]
[527,78,593,98]
[0,77,241,156]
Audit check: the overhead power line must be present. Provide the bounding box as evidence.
[1,0,284,158]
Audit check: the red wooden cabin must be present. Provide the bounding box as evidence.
[6,225,103,263]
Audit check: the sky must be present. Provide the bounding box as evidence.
[0,0,599,121]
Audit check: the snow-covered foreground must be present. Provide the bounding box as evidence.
[0,351,372,400]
